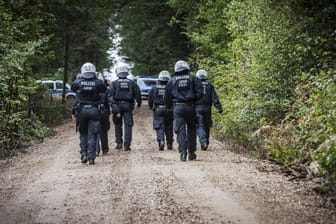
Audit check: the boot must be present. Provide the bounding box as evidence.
[201,144,208,151]
[89,159,95,165]
[81,153,87,163]
[188,152,197,161]
[167,144,173,150]
[159,141,165,151]
[115,143,122,150]
[180,152,187,161]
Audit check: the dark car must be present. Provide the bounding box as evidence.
[134,76,158,99]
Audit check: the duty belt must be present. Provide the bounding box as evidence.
[82,104,98,108]
[117,100,131,104]
[174,102,194,106]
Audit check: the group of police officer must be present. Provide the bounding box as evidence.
[71,60,222,165]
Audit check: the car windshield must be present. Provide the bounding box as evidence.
[143,80,157,86]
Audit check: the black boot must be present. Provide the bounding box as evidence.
[201,144,208,150]
[167,144,173,150]
[180,152,187,161]
[81,153,87,163]
[115,143,122,150]
[159,141,164,151]
[89,159,95,165]
[124,146,131,151]
[188,152,197,161]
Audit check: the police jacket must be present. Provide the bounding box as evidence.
[71,74,106,106]
[195,80,222,111]
[108,77,142,107]
[165,73,203,109]
[148,80,168,109]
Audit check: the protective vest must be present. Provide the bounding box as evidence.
[172,75,195,102]
[76,78,101,105]
[153,84,167,106]
[113,78,134,101]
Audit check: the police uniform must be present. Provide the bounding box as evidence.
[165,61,203,161]
[108,66,141,150]
[148,71,173,150]
[195,71,222,150]
[96,84,110,156]
[71,63,106,165]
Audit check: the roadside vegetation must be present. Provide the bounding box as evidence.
[1,0,335,186]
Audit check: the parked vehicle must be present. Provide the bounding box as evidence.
[38,80,76,102]
[134,76,158,99]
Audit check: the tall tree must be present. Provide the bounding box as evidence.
[113,0,191,75]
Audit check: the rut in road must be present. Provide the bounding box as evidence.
[0,106,335,224]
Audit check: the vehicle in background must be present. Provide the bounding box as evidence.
[134,76,158,99]
[37,80,76,102]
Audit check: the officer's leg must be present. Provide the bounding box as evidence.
[87,118,100,164]
[165,110,174,149]
[196,107,207,149]
[186,106,197,160]
[174,106,187,161]
[204,109,212,146]
[96,133,101,156]
[154,109,165,150]
[78,110,89,163]
[100,113,110,154]
[113,112,123,148]
[123,108,133,150]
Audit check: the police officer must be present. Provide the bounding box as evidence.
[95,73,110,156]
[165,60,203,161]
[148,70,174,150]
[108,65,141,150]
[71,62,106,165]
[195,69,223,150]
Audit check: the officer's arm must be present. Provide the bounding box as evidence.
[193,76,204,101]
[71,79,80,92]
[211,85,223,113]
[165,80,173,109]
[98,80,107,93]
[107,82,115,107]
[148,86,154,109]
[133,81,142,107]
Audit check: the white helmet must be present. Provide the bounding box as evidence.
[196,69,208,80]
[81,62,96,75]
[174,60,190,73]
[158,70,171,82]
[115,65,129,78]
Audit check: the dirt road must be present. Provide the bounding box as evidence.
[0,106,335,224]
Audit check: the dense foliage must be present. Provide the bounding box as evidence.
[0,0,115,157]
[165,0,336,181]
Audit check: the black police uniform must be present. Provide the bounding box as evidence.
[165,72,203,160]
[71,73,106,164]
[148,80,173,150]
[96,84,110,156]
[108,77,141,150]
[195,79,222,150]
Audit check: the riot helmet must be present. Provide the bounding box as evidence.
[174,60,190,73]
[196,69,208,80]
[115,65,129,78]
[81,62,96,79]
[158,70,171,82]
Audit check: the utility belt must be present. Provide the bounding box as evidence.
[116,100,133,104]
[195,104,211,108]
[81,104,98,109]
[156,105,166,109]
[173,102,194,106]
